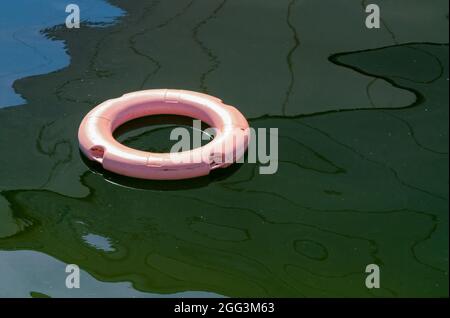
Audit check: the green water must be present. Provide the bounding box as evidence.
[0,0,448,297]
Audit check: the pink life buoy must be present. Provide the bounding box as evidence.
[78,89,250,180]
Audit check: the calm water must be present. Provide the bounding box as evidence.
[0,0,448,297]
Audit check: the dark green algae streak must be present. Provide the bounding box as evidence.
[0,0,448,297]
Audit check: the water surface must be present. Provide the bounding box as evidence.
[0,0,448,297]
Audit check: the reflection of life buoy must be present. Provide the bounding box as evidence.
[78,89,250,180]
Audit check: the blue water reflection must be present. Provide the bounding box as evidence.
[0,0,124,107]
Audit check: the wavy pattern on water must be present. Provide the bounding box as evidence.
[281,0,300,115]
[127,0,162,89]
[128,0,197,89]
[0,1,448,297]
[357,44,448,156]
[242,42,449,125]
[35,120,73,188]
[381,111,448,155]
[295,120,446,201]
[364,76,447,155]
[192,0,227,93]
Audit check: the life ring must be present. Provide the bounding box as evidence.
[78,89,250,180]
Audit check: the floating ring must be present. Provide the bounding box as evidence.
[78,89,250,180]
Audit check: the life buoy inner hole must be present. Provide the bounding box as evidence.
[113,115,214,153]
